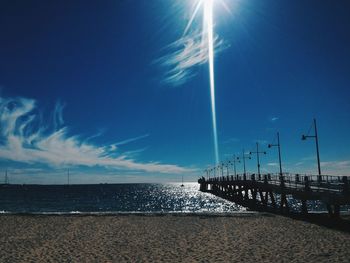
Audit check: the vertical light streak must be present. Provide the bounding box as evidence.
[184,1,203,36]
[204,0,219,164]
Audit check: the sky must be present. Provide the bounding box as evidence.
[0,0,350,184]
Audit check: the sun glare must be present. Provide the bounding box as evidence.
[181,0,230,164]
[203,0,219,165]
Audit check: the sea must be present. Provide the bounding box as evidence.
[0,183,244,214]
[0,183,348,214]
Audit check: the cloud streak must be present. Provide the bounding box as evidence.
[320,160,350,175]
[156,6,228,87]
[0,96,194,174]
[114,134,149,147]
[158,32,227,86]
[53,100,65,130]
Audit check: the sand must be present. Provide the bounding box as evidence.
[0,214,350,263]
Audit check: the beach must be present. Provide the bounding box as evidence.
[1,214,350,263]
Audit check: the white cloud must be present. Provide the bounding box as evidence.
[301,155,316,161]
[320,160,350,168]
[157,31,227,86]
[287,159,350,176]
[114,134,149,147]
[295,162,304,166]
[53,100,65,130]
[320,160,350,175]
[0,97,195,174]
[222,137,240,144]
[253,140,268,146]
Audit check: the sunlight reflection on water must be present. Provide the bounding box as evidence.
[0,183,245,213]
[156,183,245,213]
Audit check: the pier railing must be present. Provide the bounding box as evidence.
[198,173,350,217]
[203,173,348,192]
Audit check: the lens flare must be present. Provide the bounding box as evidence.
[180,0,230,164]
[204,0,219,164]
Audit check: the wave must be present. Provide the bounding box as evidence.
[0,210,259,216]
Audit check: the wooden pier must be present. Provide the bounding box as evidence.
[198,174,350,217]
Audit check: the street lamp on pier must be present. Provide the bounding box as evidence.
[268,132,283,176]
[225,161,230,176]
[302,118,322,179]
[250,142,266,180]
[241,149,251,179]
[205,169,209,180]
[220,162,225,177]
[229,155,240,178]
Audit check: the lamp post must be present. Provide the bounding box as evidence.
[242,149,251,178]
[225,160,230,176]
[250,142,266,179]
[302,118,321,178]
[220,162,225,177]
[268,132,283,176]
[230,155,240,178]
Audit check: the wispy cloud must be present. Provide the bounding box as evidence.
[0,96,194,174]
[287,159,350,175]
[157,25,228,86]
[295,162,304,166]
[114,134,149,147]
[320,160,350,175]
[321,160,350,168]
[270,117,279,122]
[253,139,268,146]
[53,100,65,130]
[222,137,240,145]
[157,32,226,85]
[301,155,316,162]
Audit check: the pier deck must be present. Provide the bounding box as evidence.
[198,174,350,217]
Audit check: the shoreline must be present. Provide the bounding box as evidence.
[1,210,349,216]
[0,211,258,216]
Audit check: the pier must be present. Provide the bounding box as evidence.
[198,173,350,217]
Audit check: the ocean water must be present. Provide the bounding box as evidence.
[0,183,244,214]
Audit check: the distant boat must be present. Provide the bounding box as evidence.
[181,175,184,187]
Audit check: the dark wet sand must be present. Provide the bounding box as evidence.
[1,214,350,263]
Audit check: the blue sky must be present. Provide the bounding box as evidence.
[0,0,350,184]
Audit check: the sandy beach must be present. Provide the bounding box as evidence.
[1,213,350,263]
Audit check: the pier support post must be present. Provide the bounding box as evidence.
[334,204,340,218]
[264,191,269,206]
[244,186,249,201]
[304,176,310,191]
[252,189,257,202]
[269,192,276,208]
[343,176,349,194]
[259,190,265,204]
[327,204,340,218]
[280,193,289,212]
[301,200,308,215]
[238,185,243,201]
